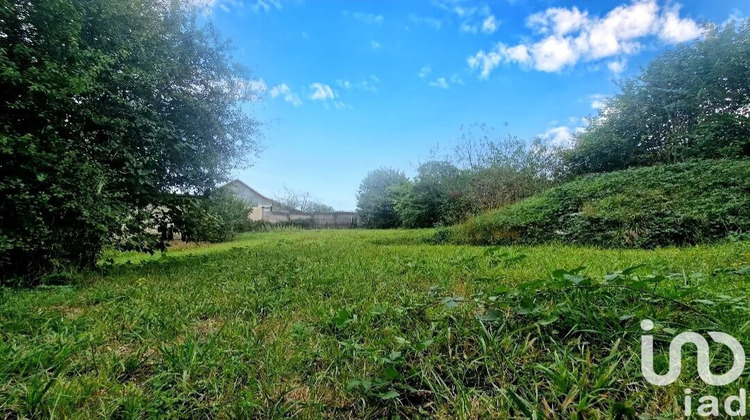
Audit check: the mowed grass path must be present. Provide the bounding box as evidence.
[1,230,748,418]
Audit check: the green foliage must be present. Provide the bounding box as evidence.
[563,23,750,175]
[0,229,748,417]
[0,0,260,282]
[170,190,253,243]
[452,159,750,248]
[364,127,560,229]
[391,161,473,228]
[356,168,408,228]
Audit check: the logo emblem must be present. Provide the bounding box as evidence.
[640,319,745,386]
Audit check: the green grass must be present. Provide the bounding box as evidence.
[1,229,749,418]
[451,159,750,248]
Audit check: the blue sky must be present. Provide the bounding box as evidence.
[199,0,747,210]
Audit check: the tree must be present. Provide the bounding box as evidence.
[356,168,408,228]
[449,125,560,212]
[392,161,471,228]
[275,186,335,213]
[0,0,262,282]
[365,126,561,229]
[563,22,750,175]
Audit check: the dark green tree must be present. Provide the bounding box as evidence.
[392,161,470,228]
[356,168,408,228]
[564,22,749,175]
[0,0,262,282]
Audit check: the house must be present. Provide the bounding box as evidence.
[223,179,357,228]
[223,179,281,221]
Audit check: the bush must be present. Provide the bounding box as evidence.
[170,190,253,243]
[450,159,750,248]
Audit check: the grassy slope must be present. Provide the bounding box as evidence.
[1,229,748,418]
[451,159,750,248]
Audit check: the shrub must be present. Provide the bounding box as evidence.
[450,159,750,248]
[170,190,253,243]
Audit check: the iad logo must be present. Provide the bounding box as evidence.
[640,319,747,417]
[640,319,745,386]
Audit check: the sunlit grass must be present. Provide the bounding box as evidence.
[2,230,748,418]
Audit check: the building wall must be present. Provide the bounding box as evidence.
[224,180,357,228]
[224,180,274,221]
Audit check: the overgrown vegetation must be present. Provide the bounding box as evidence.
[1,230,747,417]
[0,0,261,283]
[356,22,749,238]
[168,190,254,244]
[356,168,409,228]
[563,23,749,175]
[358,128,559,229]
[451,159,750,248]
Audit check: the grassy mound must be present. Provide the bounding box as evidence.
[451,159,750,247]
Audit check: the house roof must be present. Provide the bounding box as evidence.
[222,179,308,214]
[222,179,357,215]
[223,179,277,204]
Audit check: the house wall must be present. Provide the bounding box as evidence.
[224,180,273,221]
[224,180,357,228]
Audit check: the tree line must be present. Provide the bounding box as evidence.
[357,22,749,229]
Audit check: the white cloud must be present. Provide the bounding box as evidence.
[527,6,588,35]
[247,79,267,100]
[539,125,584,148]
[269,83,302,106]
[450,73,465,85]
[590,93,608,109]
[460,23,478,34]
[658,7,703,42]
[482,15,499,34]
[434,1,490,19]
[607,58,627,75]
[418,66,432,78]
[468,43,530,79]
[723,9,745,27]
[433,0,498,35]
[371,40,381,49]
[468,0,704,77]
[531,36,579,72]
[334,101,353,110]
[428,77,450,89]
[250,0,282,13]
[336,77,377,93]
[309,83,335,101]
[467,48,503,79]
[348,12,384,25]
[360,79,378,93]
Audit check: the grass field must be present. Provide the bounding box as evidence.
[1,229,749,418]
